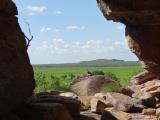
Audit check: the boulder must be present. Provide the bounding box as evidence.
[59,92,78,99]
[28,95,81,116]
[0,0,35,116]
[142,108,156,116]
[16,103,73,120]
[106,92,133,112]
[70,75,115,96]
[75,111,101,120]
[118,87,134,97]
[128,84,142,93]
[90,97,112,114]
[132,91,156,108]
[94,93,106,100]
[101,108,131,120]
[156,108,160,119]
[131,114,157,120]
[131,71,157,85]
[141,79,160,98]
[44,104,73,120]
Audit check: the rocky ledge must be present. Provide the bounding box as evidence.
[97,0,160,78]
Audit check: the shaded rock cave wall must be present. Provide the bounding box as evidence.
[0,0,35,115]
[97,0,160,77]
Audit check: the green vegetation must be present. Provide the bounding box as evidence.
[34,66,143,93]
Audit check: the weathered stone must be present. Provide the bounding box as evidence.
[35,103,73,120]
[142,108,156,116]
[106,92,133,112]
[75,111,101,120]
[128,84,142,93]
[94,93,106,100]
[101,108,131,120]
[131,71,157,85]
[29,95,81,116]
[0,0,17,15]
[90,97,112,114]
[131,98,146,113]
[16,103,73,120]
[70,75,115,96]
[97,0,160,78]
[132,91,156,107]
[0,0,35,116]
[118,87,134,97]
[141,79,160,98]
[131,114,157,120]
[156,108,160,120]
[59,92,78,99]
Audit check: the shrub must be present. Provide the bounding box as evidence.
[61,74,67,79]
[105,72,119,81]
[92,70,105,75]
[87,70,105,76]
[68,73,75,80]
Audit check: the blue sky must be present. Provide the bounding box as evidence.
[13,0,137,64]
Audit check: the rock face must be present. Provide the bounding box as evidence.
[0,0,35,116]
[71,75,115,96]
[97,0,160,78]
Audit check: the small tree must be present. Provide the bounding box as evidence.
[24,19,33,50]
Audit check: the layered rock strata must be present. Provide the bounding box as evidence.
[97,0,160,78]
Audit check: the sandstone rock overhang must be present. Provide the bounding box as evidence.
[97,0,160,77]
[0,0,35,115]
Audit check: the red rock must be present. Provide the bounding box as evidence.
[118,87,134,97]
[0,0,35,115]
[97,0,160,78]
[131,114,157,120]
[16,103,73,120]
[29,95,81,116]
[94,93,106,100]
[142,108,156,116]
[101,108,131,120]
[90,97,112,114]
[106,92,133,112]
[156,108,160,119]
[71,75,115,96]
[131,71,157,85]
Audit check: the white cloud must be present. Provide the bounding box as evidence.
[66,25,86,30]
[40,27,52,33]
[27,5,47,15]
[29,38,137,64]
[54,10,62,15]
[53,29,61,33]
[66,25,79,30]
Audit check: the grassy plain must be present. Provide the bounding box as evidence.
[34,66,143,93]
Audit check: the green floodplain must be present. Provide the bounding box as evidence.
[33,66,143,93]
